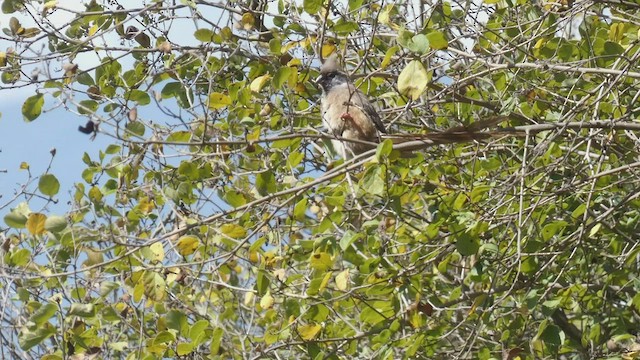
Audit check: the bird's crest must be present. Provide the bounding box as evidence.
[320,53,342,74]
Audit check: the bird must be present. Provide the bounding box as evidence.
[316,53,386,159]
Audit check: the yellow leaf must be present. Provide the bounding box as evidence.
[250,74,271,93]
[298,323,322,341]
[19,162,29,170]
[244,291,254,306]
[260,291,274,309]
[309,252,333,271]
[89,24,98,36]
[26,213,46,235]
[44,0,58,9]
[321,44,336,58]
[319,271,331,292]
[241,12,255,30]
[89,186,103,202]
[138,197,155,213]
[220,224,247,239]
[335,269,349,291]
[176,235,199,256]
[398,60,430,100]
[148,242,164,262]
[208,92,231,109]
[381,46,399,69]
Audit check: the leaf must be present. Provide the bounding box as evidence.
[426,31,448,49]
[309,252,333,271]
[30,302,57,326]
[126,89,151,105]
[376,139,393,160]
[177,342,194,355]
[166,130,191,142]
[398,60,430,100]
[38,174,60,196]
[455,232,480,256]
[335,269,349,291]
[293,198,307,221]
[406,34,430,54]
[256,170,276,196]
[189,319,209,343]
[541,220,568,241]
[361,165,384,196]
[20,27,40,38]
[44,215,66,233]
[22,93,44,121]
[19,325,56,351]
[194,28,214,42]
[176,235,199,256]
[220,224,247,239]
[339,230,362,250]
[298,323,322,341]
[272,67,293,89]
[260,291,274,309]
[208,92,231,109]
[143,271,166,301]
[4,211,27,228]
[148,242,165,263]
[303,0,323,14]
[68,303,96,318]
[26,213,46,236]
[250,74,271,93]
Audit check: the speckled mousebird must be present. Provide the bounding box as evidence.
[316,54,386,159]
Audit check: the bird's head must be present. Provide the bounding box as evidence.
[315,53,349,94]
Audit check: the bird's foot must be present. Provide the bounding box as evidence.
[340,112,354,121]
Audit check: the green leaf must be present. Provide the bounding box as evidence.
[30,302,57,326]
[406,34,430,54]
[397,60,430,100]
[4,211,27,228]
[293,198,307,221]
[541,220,568,241]
[68,303,96,318]
[22,93,44,121]
[376,139,393,160]
[19,324,56,351]
[125,120,145,136]
[603,41,623,55]
[44,215,67,233]
[256,170,276,196]
[303,0,323,14]
[361,165,384,196]
[210,328,224,354]
[273,67,293,89]
[38,174,60,196]
[194,28,215,42]
[177,342,194,355]
[426,31,448,49]
[455,232,480,256]
[339,230,362,250]
[77,99,98,114]
[166,130,191,142]
[224,190,246,207]
[126,89,151,105]
[189,320,209,343]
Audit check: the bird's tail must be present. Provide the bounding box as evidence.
[380,116,524,151]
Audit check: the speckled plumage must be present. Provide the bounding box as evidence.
[317,54,386,158]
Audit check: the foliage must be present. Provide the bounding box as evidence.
[2,0,640,359]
